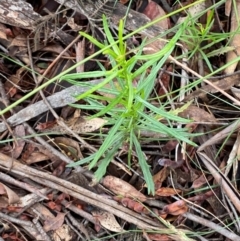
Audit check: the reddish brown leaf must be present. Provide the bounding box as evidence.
[3,233,25,241]
[161,140,179,153]
[35,120,56,130]
[153,167,170,189]
[147,234,173,241]
[102,176,147,202]
[47,201,61,212]
[162,200,188,216]
[188,190,214,202]
[141,0,169,55]
[192,174,212,189]
[7,206,23,213]
[155,187,181,197]
[113,196,149,214]
[158,159,184,169]
[52,161,67,177]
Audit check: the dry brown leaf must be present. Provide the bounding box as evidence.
[158,159,184,169]
[192,174,212,189]
[24,152,49,164]
[225,0,232,16]
[0,23,8,40]
[161,140,179,153]
[43,212,66,232]
[162,200,188,216]
[38,116,107,134]
[12,125,26,159]
[114,196,149,214]
[178,105,217,123]
[9,34,27,48]
[147,234,173,241]
[141,0,168,55]
[0,197,8,208]
[188,190,213,202]
[152,167,170,189]
[52,224,72,241]
[155,187,181,197]
[102,176,147,202]
[92,210,124,232]
[32,203,55,219]
[54,137,82,160]
[225,2,240,74]
[0,182,19,204]
[231,86,240,100]
[177,1,206,24]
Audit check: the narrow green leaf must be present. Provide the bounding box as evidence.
[75,70,119,100]
[102,15,120,56]
[67,153,96,167]
[132,133,155,195]
[89,116,124,169]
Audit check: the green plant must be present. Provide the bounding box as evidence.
[64,15,196,194]
[178,0,232,72]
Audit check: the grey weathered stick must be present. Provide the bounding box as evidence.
[0,80,102,132]
[0,152,163,230]
[55,0,164,37]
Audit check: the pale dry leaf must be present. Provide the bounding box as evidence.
[0,23,8,40]
[177,1,206,24]
[24,152,49,164]
[225,0,232,16]
[69,117,107,133]
[0,183,19,204]
[231,86,240,100]
[67,17,82,31]
[92,210,124,232]
[198,120,240,152]
[102,176,147,202]
[12,124,26,159]
[225,2,240,74]
[178,105,217,123]
[44,212,66,232]
[40,116,107,134]
[9,34,27,48]
[31,203,55,219]
[16,190,48,208]
[52,224,72,241]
